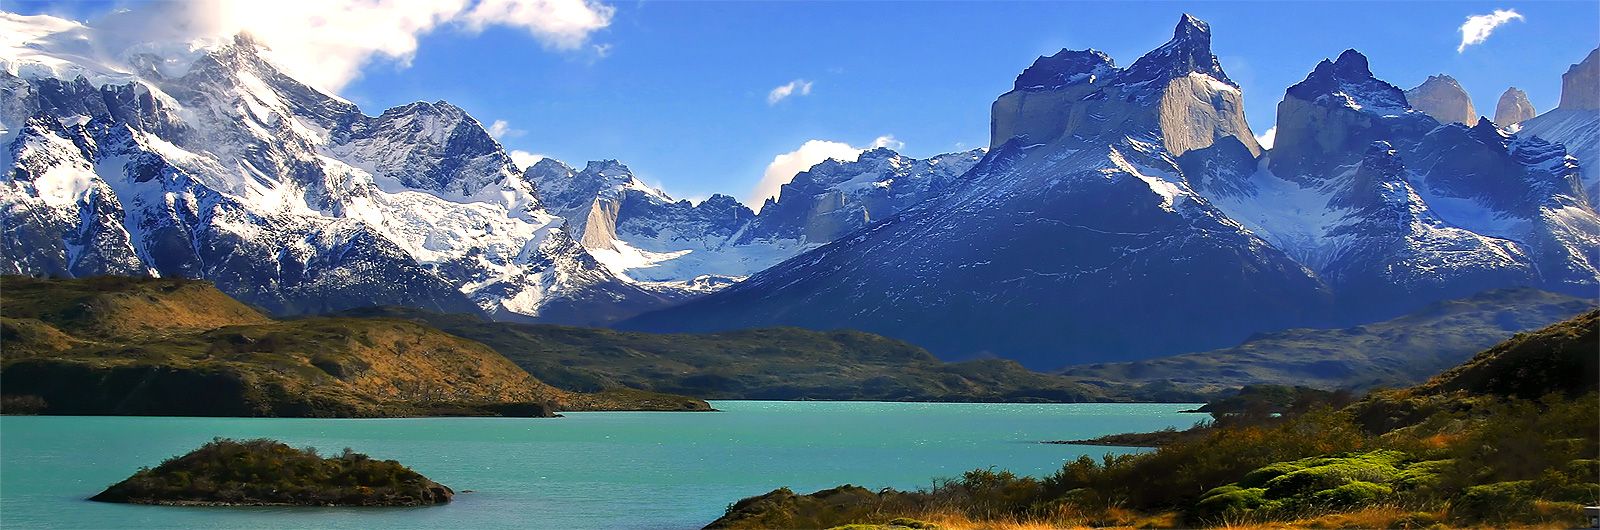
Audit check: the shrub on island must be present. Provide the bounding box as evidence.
[91,438,453,506]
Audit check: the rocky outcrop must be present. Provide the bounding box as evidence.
[1494,88,1536,127]
[1405,75,1477,124]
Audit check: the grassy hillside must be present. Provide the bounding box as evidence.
[0,276,708,416]
[707,309,1600,529]
[337,306,1108,402]
[1061,288,1594,392]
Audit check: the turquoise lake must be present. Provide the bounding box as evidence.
[0,401,1201,529]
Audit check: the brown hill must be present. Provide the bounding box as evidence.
[0,276,707,416]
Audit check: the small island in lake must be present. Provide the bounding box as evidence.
[91,438,453,507]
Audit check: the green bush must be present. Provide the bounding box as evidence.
[1451,480,1534,522]
[1193,485,1269,519]
[1261,451,1406,497]
[1308,480,1392,509]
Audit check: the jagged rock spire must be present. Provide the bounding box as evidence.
[1120,13,1235,88]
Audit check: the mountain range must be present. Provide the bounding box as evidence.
[3,12,1597,369]
[627,16,1600,368]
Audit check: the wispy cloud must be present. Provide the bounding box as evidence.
[42,0,616,94]
[1458,9,1523,53]
[487,119,525,139]
[508,150,547,170]
[767,79,814,105]
[749,135,901,208]
[1255,126,1276,150]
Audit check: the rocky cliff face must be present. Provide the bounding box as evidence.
[1494,87,1536,127]
[1405,74,1477,124]
[1559,48,1599,111]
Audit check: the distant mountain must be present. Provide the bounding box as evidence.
[1058,288,1593,391]
[2,12,978,323]
[523,148,984,293]
[625,16,1600,369]
[738,147,986,245]
[1519,48,1600,203]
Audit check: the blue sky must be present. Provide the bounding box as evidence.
[13,1,1600,204]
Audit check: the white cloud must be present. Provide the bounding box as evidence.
[1255,126,1276,150]
[1458,9,1523,53]
[509,150,547,170]
[767,79,814,105]
[487,119,524,139]
[749,135,901,209]
[460,0,615,50]
[68,0,615,93]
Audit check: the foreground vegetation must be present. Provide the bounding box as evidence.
[0,276,709,416]
[92,438,452,506]
[709,310,1600,529]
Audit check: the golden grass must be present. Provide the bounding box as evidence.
[868,503,1584,529]
[878,507,1180,530]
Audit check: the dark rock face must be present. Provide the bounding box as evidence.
[1013,49,1116,90]
[1271,50,1429,183]
[1118,13,1235,89]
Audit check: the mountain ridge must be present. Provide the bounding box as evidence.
[624,16,1600,368]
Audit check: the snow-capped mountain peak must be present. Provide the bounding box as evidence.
[1,16,670,324]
